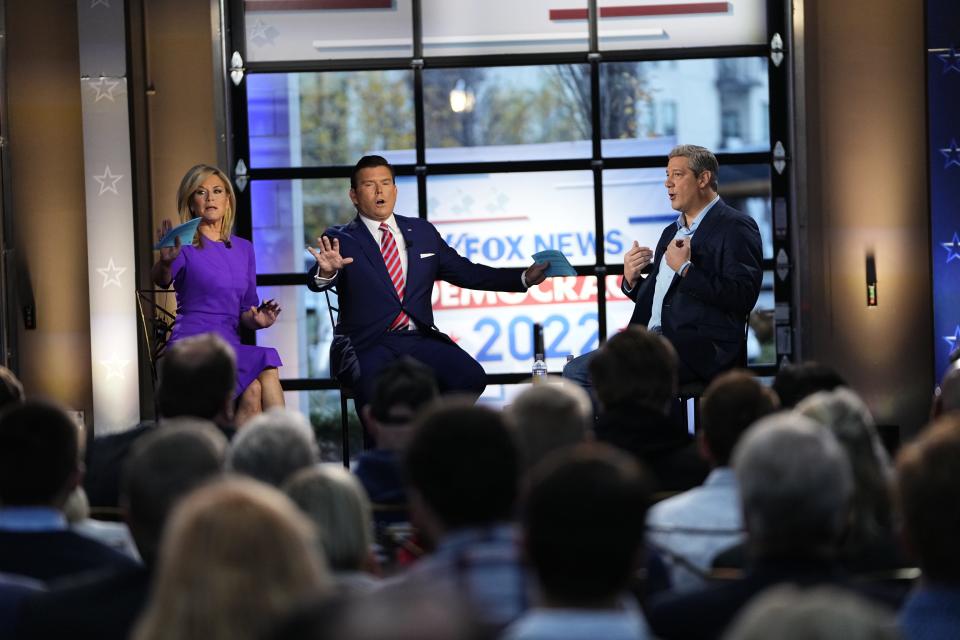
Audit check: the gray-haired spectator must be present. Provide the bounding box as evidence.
[896,413,960,640]
[723,585,898,640]
[797,388,905,574]
[932,363,960,419]
[227,409,318,487]
[284,465,379,594]
[648,413,860,640]
[505,381,593,472]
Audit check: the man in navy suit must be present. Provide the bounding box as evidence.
[565,144,763,387]
[307,155,548,416]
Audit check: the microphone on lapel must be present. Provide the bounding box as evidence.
[402,228,414,249]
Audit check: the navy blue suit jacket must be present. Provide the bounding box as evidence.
[307,214,526,379]
[625,199,763,381]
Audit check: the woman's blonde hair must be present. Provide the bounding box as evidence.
[283,465,373,572]
[132,476,330,640]
[176,164,237,247]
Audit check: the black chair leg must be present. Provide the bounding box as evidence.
[339,388,350,468]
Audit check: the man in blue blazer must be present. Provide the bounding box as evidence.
[307,155,548,417]
[566,145,763,387]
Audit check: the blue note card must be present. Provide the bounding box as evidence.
[154,217,201,249]
[532,250,577,277]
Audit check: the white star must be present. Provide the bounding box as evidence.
[96,258,126,288]
[248,18,279,46]
[89,77,120,102]
[943,232,960,263]
[945,325,960,352]
[93,165,124,195]
[100,354,130,382]
[941,139,960,169]
[91,0,110,7]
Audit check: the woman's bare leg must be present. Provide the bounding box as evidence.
[259,367,285,410]
[235,378,262,427]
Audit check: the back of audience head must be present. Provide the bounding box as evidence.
[363,356,439,449]
[796,388,893,546]
[700,370,779,467]
[588,326,677,414]
[505,381,592,471]
[404,401,519,537]
[227,409,318,487]
[895,413,960,585]
[522,444,651,607]
[121,420,227,567]
[934,364,960,418]
[157,333,236,424]
[723,585,898,640]
[284,465,373,574]
[0,365,25,409]
[772,361,846,409]
[0,400,80,508]
[734,412,853,558]
[133,477,330,640]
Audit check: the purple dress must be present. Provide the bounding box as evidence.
[168,236,282,398]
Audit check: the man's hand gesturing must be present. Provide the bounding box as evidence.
[308,236,354,279]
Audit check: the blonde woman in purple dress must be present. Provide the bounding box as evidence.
[152,164,284,426]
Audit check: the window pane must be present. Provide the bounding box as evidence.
[421,0,587,56]
[602,166,773,264]
[251,176,419,275]
[423,65,591,163]
[600,58,770,156]
[427,171,596,268]
[248,72,415,169]
[244,0,413,62]
[596,0,766,51]
[432,277,601,375]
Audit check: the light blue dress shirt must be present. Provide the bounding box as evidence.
[648,195,720,333]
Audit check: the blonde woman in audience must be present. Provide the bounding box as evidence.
[132,477,331,640]
[284,465,380,594]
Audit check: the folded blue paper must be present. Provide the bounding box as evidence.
[532,250,576,277]
[154,217,201,249]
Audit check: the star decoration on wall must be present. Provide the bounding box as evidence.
[93,165,124,195]
[96,258,126,288]
[91,0,110,7]
[100,354,130,382]
[938,46,960,74]
[944,325,960,352]
[943,232,960,263]
[248,19,279,47]
[89,77,120,102]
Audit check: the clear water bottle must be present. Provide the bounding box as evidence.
[532,323,547,382]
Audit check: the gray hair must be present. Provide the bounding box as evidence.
[227,409,318,487]
[733,412,853,554]
[283,465,373,573]
[723,585,898,640]
[505,381,593,470]
[669,144,719,191]
[940,365,960,415]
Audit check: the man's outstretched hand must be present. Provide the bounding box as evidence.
[524,261,549,287]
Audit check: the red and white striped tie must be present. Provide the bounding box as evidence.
[379,222,409,331]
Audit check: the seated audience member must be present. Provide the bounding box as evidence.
[16,422,227,640]
[0,401,138,582]
[589,326,708,492]
[284,465,380,594]
[796,388,907,574]
[64,485,140,560]
[504,444,653,640]
[896,414,960,640]
[84,332,237,508]
[226,408,318,487]
[397,401,527,629]
[0,573,43,634]
[771,361,846,409]
[931,362,960,419]
[0,365,24,408]
[353,357,439,509]
[646,371,778,593]
[723,585,898,640]
[647,413,858,640]
[131,477,331,640]
[505,381,593,472]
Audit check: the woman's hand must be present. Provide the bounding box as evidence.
[307,236,353,279]
[244,299,281,330]
[157,219,182,264]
